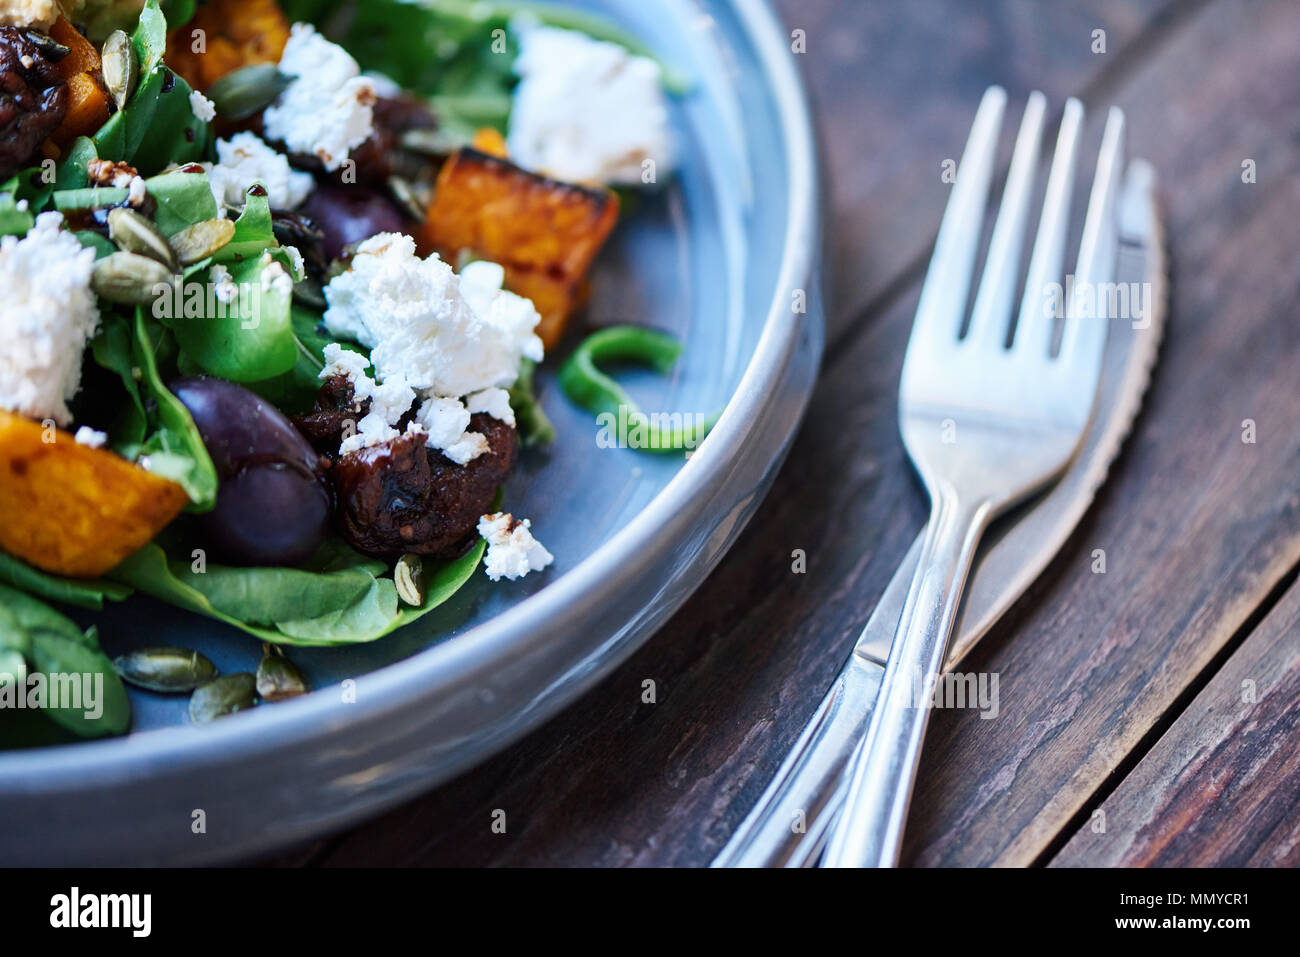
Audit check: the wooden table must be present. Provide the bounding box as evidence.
[293,0,1300,867]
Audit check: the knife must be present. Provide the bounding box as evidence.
[712,158,1166,868]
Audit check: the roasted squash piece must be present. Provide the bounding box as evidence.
[421,147,619,349]
[166,0,291,92]
[0,412,189,578]
[47,18,112,146]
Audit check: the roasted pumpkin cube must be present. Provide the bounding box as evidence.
[47,18,111,146]
[166,0,292,92]
[0,412,189,578]
[421,147,619,349]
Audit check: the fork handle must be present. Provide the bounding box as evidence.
[821,488,991,867]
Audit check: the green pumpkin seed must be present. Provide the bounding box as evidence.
[256,645,309,702]
[394,553,424,607]
[189,673,257,723]
[168,218,236,265]
[387,176,427,222]
[101,30,138,111]
[91,251,177,305]
[107,207,177,270]
[113,646,217,693]
[207,63,291,121]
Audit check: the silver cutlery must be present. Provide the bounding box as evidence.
[816,87,1125,867]
[713,129,1162,868]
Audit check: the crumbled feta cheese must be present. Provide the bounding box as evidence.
[466,387,516,428]
[260,259,293,296]
[282,244,306,281]
[15,198,27,212]
[127,175,146,206]
[507,25,674,186]
[339,373,414,455]
[204,132,315,211]
[0,213,99,425]
[264,22,377,171]
[320,342,373,399]
[189,89,216,123]
[323,233,543,397]
[74,425,108,449]
[210,263,238,304]
[415,396,489,465]
[0,0,62,31]
[478,512,554,582]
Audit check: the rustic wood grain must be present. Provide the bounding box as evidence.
[1049,578,1300,867]
[307,0,1300,866]
[901,0,1300,867]
[790,0,1195,341]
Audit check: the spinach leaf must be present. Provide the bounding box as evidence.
[508,358,555,446]
[244,305,336,413]
[110,537,486,647]
[130,310,220,509]
[0,585,131,741]
[0,166,54,235]
[94,0,212,174]
[168,254,297,382]
[55,136,98,189]
[145,166,219,236]
[0,551,134,610]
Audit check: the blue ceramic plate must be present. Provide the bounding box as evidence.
[0,0,823,864]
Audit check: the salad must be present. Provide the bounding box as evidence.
[0,0,691,743]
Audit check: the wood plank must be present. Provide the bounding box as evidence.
[902,0,1300,866]
[1049,578,1300,867]
[312,0,1300,867]
[786,0,1191,340]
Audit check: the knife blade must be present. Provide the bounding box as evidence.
[712,158,1167,868]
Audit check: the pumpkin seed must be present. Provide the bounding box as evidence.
[107,207,177,270]
[207,63,291,121]
[168,218,236,265]
[399,128,461,156]
[189,673,257,723]
[113,646,217,693]
[394,553,424,607]
[256,644,309,702]
[91,251,177,305]
[387,176,427,222]
[101,30,138,111]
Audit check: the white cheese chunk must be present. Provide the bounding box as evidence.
[264,22,377,171]
[189,89,216,123]
[74,425,108,448]
[415,396,489,465]
[478,512,554,582]
[338,373,415,456]
[0,0,62,30]
[322,233,543,398]
[204,132,315,211]
[466,387,516,428]
[0,213,100,425]
[507,25,674,186]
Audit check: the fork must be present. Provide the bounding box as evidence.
[820,87,1126,868]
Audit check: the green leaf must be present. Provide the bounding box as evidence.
[93,0,212,174]
[0,585,131,741]
[0,550,134,610]
[508,358,555,446]
[131,310,220,508]
[211,187,277,263]
[110,537,486,647]
[145,167,219,236]
[244,305,336,413]
[55,137,98,189]
[0,166,55,235]
[169,255,297,382]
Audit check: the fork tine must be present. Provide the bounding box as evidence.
[909,86,1006,351]
[965,91,1047,348]
[1058,106,1125,384]
[1012,97,1084,357]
